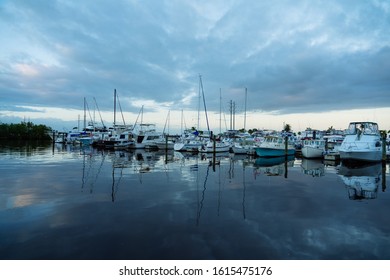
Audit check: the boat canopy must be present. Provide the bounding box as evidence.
[345,122,379,135]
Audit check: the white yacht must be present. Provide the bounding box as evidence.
[130,124,163,149]
[339,122,382,162]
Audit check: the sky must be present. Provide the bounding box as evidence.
[1,0,390,134]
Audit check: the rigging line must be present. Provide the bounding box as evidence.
[162,110,170,134]
[199,75,210,132]
[85,99,94,126]
[116,93,126,126]
[132,106,144,130]
[93,97,105,128]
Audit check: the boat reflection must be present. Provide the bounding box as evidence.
[301,158,325,177]
[338,162,382,200]
[254,155,294,177]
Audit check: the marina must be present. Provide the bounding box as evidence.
[1,141,390,260]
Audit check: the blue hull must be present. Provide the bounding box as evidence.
[255,147,295,157]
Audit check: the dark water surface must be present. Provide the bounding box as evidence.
[1,143,389,260]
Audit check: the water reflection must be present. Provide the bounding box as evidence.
[301,159,325,177]
[254,155,294,177]
[2,144,390,260]
[81,149,106,194]
[338,162,382,200]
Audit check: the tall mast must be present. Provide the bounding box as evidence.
[83,97,86,131]
[219,88,222,134]
[181,109,183,133]
[244,87,247,132]
[113,89,117,127]
[197,76,201,131]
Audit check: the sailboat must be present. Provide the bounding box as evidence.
[198,87,231,153]
[174,75,209,152]
[154,110,175,150]
[102,89,134,149]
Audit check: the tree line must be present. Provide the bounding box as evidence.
[0,121,52,140]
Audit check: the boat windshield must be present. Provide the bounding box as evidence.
[346,122,379,135]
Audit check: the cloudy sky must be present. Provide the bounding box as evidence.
[1,0,390,133]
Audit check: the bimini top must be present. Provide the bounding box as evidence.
[345,122,379,135]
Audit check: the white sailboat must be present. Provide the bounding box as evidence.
[174,75,210,152]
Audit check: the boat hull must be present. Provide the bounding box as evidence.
[173,141,202,152]
[301,146,324,158]
[339,150,382,162]
[199,141,231,153]
[255,147,295,157]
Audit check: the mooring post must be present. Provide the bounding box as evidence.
[284,136,288,156]
[213,134,216,171]
[382,133,387,162]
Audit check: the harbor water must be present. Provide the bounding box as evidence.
[1,142,390,260]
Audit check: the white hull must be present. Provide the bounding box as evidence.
[155,141,175,150]
[174,141,202,152]
[199,141,231,153]
[301,146,324,158]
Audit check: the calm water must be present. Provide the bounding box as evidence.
[0,142,389,260]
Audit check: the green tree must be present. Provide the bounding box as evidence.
[284,123,291,132]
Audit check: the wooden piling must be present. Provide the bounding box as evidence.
[382,134,387,162]
[212,134,216,171]
[284,136,288,156]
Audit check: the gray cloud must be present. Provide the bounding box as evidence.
[0,0,389,123]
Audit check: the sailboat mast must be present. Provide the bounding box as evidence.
[219,88,222,134]
[113,89,117,127]
[181,109,183,133]
[244,87,247,132]
[83,97,86,131]
[197,77,201,131]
